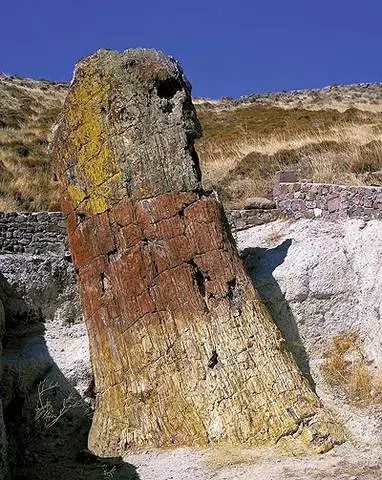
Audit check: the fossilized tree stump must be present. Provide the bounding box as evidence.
[50,49,342,456]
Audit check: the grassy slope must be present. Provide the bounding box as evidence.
[0,74,67,211]
[1,74,381,211]
[196,90,382,207]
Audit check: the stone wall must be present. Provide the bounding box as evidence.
[0,211,80,326]
[5,174,381,254]
[7,173,382,255]
[274,171,382,220]
[0,212,67,255]
[227,208,280,231]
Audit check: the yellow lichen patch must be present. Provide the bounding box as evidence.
[88,195,109,215]
[66,67,121,214]
[67,184,87,207]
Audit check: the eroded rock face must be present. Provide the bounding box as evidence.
[0,298,8,479]
[237,218,382,446]
[0,230,88,478]
[51,49,342,456]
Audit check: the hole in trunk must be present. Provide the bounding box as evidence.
[192,265,205,298]
[76,212,86,225]
[208,350,218,369]
[156,78,182,99]
[187,259,209,313]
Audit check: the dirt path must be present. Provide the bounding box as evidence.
[122,443,381,480]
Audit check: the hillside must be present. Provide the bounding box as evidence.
[0,74,66,211]
[197,84,382,208]
[0,73,381,211]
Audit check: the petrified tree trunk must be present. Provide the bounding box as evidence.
[50,49,342,456]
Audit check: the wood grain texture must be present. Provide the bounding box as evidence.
[50,49,343,456]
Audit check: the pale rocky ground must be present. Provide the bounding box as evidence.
[237,218,382,391]
[122,443,381,480]
[237,218,382,450]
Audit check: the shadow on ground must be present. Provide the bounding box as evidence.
[0,272,139,480]
[241,239,316,390]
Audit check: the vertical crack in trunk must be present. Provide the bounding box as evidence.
[187,259,209,313]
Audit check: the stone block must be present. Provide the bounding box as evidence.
[243,197,276,210]
[327,197,340,213]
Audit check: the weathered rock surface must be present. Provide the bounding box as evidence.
[237,218,382,446]
[0,297,8,479]
[0,233,89,478]
[51,48,342,456]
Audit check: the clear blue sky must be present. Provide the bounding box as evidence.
[2,0,381,98]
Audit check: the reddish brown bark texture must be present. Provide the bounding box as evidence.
[51,49,342,456]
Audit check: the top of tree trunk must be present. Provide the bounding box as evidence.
[51,48,202,214]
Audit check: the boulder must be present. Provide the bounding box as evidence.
[244,197,276,210]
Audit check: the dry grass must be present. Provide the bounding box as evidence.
[0,74,381,212]
[322,332,382,405]
[196,103,382,207]
[0,74,66,211]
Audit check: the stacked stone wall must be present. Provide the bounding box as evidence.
[0,212,67,255]
[274,172,382,220]
[4,175,380,256]
[227,208,280,230]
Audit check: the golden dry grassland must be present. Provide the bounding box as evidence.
[0,74,66,211]
[0,75,381,212]
[196,98,382,208]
